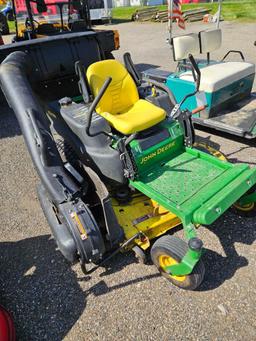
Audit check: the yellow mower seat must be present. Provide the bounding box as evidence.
[86,60,166,135]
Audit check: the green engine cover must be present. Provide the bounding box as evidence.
[129,120,184,178]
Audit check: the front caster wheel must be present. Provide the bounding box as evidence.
[133,245,147,264]
[151,235,205,290]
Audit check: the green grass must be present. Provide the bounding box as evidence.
[112,1,256,23]
[7,20,15,33]
[2,0,256,34]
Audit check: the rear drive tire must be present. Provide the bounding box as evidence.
[7,11,14,21]
[0,13,9,35]
[194,142,226,161]
[232,201,256,217]
[151,235,205,290]
[232,185,256,217]
[105,51,114,59]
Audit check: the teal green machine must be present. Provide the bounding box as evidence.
[144,0,256,139]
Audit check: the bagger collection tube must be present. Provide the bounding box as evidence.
[0,51,79,204]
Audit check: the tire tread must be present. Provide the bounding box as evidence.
[151,235,205,290]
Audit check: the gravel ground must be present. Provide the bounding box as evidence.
[1,21,256,341]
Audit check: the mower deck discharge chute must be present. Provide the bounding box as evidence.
[1,38,256,290]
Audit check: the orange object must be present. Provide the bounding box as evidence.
[113,30,120,50]
[192,105,206,114]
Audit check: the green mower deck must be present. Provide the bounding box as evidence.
[131,148,256,230]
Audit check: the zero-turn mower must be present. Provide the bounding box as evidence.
[1,35,256,290]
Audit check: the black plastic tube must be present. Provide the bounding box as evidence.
[0,51,79,203]
[86,76,112,137]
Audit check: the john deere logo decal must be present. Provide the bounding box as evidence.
[140,141,176,164]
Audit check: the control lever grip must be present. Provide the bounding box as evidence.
[188,54,201,78]
[86,77,112,136]
[123,52,142,86]
[188,54,201,91]
[75,61,90,104]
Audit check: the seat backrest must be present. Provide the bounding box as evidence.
[172,33,200,61]
[86,59,139,115]
[199,28,222,53]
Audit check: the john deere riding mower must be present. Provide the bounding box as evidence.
[1,37,256,290]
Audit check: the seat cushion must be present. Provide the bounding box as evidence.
[172,33,200,61]
[100,99,166,135]
[199,29,222,53]
[87,60,139,115]
[179,61,255,92]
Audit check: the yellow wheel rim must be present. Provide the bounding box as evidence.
[158,255,186,282]
[233,202,255,212]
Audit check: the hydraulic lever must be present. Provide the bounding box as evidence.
[75,60,90,104]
